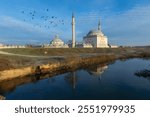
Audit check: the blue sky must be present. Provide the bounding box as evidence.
[0,0,150,46]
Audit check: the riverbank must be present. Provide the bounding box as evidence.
[0,54,115,82]
[0,47,150,82]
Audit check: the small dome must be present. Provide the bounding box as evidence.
[87,30,104,36]
[0,43,4,46]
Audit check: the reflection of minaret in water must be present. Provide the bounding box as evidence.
[71,13,76,48]
[72,72,76,89]
[65,71,77,89]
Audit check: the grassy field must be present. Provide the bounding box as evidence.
[0,47,143,56]
[0,47,150,71]
[1,47,150,56]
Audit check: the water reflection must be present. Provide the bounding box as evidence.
[1,59,150,100]
[135,69,150,81]
[64,65,108,90]
[0,76,33,94]
[0,64,108,96]
[86,64,108,80]
[65,72,77,89]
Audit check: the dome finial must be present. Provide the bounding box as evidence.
[98,19,101,31]
[72,12,74,18]
[55,35,59,39]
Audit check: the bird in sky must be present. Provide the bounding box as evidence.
[20,8,66,29]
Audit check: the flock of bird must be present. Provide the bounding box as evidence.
[21,9,65,29]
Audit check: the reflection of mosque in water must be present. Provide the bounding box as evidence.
[64,65,108,90]
[86,64,108,79]
[0,65,108,95]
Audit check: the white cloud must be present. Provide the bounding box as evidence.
[0,16,47,34]
[0,16,54,44]
[75,4,150,46]
[103,5,150,46]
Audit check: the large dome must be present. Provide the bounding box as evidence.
[87,30,104,36]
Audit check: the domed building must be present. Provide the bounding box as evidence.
[50,35,64,46]
[0,43,4,47]
[48,35,68,48]
[83,20,109,48]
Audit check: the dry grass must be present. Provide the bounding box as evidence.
[0,54,57,71]
[0,48,136,56]
[0,47,150,71]
[0,55,32,71]
[1,47,150,56]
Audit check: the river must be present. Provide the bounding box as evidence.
[0,58,150,100]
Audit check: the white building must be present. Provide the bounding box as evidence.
[83,20,109,48]
[0,43,25,49]
[0,43,4,47]
[45,35,68,48]
[109,45,118,48]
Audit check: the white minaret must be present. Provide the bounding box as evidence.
[72,13,76,48]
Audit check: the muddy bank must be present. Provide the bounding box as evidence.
[0,55,115,82]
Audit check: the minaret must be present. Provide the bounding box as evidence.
[71,13,76,48]
[98,19,101,31]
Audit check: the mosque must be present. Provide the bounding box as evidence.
[48,35,68,48]
[83,20,109,48]
[45,14,110,48]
